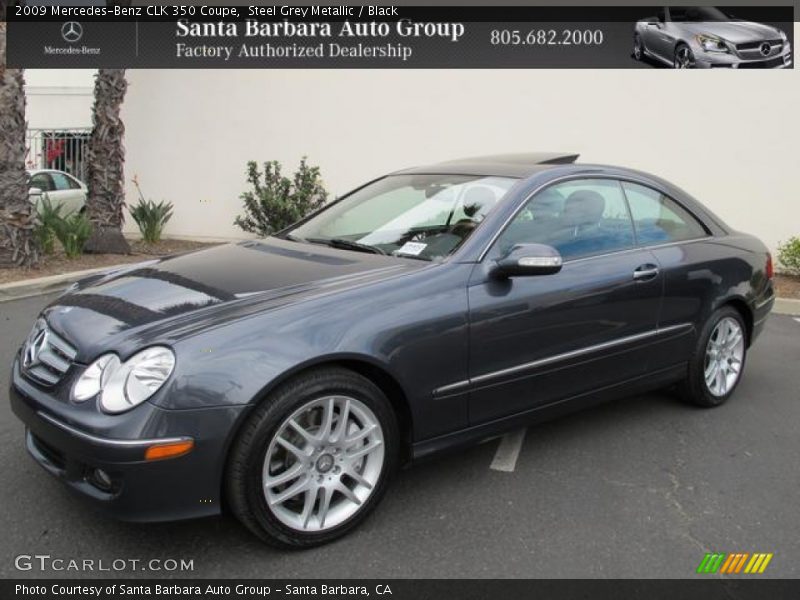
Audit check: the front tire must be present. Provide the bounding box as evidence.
[679,306,747,408]
[674,43,696,68]
[226,367,398,548]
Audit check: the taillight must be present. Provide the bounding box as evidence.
[766,253,774,280]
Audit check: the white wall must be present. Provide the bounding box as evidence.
[120,46,799,253]
[25,69,95,129]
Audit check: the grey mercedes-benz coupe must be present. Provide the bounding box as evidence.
[11,153,775,548]
[634,7,792,68]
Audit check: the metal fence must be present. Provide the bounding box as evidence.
[25,128,92,182]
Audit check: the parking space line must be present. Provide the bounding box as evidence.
[490,429,527,472]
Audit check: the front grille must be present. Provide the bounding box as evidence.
[21,319,78,386]
[736,39,782,51]
[739,56,786,69]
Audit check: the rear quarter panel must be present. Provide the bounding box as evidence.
[649,234,772,371]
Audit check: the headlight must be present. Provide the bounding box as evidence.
[72,346,175,413]
[73,354,120,401]
[695,34,729,53]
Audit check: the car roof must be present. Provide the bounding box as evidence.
[27,169,70,175]
[393,152,581,178]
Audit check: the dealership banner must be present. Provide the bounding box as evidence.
[5,579,800,600]
[5,4,794,68]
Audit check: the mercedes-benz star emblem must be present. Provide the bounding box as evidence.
[23,328,48,369]
[760,42,772,57]
[61,21,83,44]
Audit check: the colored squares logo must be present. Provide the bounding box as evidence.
[697,553,773,574]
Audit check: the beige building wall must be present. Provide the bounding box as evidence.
[25,69,95,129]
[121,48,799,254]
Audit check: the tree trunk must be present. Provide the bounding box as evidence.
[0,21,38,268]
[84,69,130,254]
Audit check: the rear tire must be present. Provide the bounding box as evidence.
[226,367,398,549]
[679,306,747,408]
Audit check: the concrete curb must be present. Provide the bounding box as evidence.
[774,297,800,316]
[0,265,116,303]
[2,267,800,315]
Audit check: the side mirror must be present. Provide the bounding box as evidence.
[491,244,563,278]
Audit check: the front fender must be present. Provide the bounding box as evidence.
[146,262,473,442]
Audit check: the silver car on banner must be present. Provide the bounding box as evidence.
[634,6,792,68]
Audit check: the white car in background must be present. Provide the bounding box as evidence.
[27,169,88,215]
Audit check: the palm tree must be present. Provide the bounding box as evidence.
[0,17,38,267]
[83,68,131,254]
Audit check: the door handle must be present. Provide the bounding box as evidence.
[633,265,660,281]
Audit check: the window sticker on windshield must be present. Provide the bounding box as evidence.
[397,242,427,256]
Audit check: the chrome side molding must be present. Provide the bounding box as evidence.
[433,322,693,396]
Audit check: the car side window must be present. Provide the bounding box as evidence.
[29,173,54,192]
[65,174,82,189]
[49,172,74,191]
[622,182,709,245]
[494,179,635,260]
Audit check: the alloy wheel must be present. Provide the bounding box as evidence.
[263,395,385,532]
[703,317,745,397]
[674,46,694,68]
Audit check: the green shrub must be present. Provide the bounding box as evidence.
[53,213,93,259]
[130,199,174,243]
[777,236,800,276]
[130,176,174,243]
[34,194,66,255]
[235,157,328,237]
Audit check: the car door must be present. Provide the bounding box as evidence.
[28,172,56,212]
[621,180,716,371]
[48,171,85,215]
[467,178,664,425]
[643,8,672,61]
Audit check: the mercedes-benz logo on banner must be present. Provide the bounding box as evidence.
[61,21,83,44]
[760,42,772,56]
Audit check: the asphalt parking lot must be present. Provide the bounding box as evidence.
[1,293,798,579]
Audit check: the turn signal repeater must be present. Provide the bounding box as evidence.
[144,439,194,461]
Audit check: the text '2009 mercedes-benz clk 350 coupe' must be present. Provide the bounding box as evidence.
[11,153,774,548]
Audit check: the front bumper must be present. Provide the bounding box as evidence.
[695,43,792,68]
[10,357,249,522]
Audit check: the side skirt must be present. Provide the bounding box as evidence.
[411,363,687,462]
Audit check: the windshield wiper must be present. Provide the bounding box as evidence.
[306,237,386,256]
[392,252,433,262]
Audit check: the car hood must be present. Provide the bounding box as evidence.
[680,21,784,44]
[42,238,423,361]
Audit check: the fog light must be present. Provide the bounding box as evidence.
[144,439,194,461]
[89,468,113,491]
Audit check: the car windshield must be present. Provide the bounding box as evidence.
[669,7,731,22]
[288,174,517,261]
